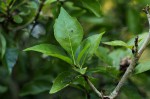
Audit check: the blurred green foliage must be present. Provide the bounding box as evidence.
[0,0,150,99]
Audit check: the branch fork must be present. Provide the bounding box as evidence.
[84,5,150,99]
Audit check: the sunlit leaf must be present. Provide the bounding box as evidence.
[24,44,72,64]
[103,40,132,48]
[76,32,105,66]
[54,7,84,65]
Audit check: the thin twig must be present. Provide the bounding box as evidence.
[4,0,15,33]
[107,5,150,99]
[30,0,46,34]
[138,5,150,57]
[83,75,103,98]
[108,36,139,99]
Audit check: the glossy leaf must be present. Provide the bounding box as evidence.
[0,33,6,58]
[76,32,105,66]
[103,40,132,48]
[81,0,101,17]
[76,43,90,64]
[24,44,72,64]
[54,7,84,64]
[135,61,150,74]
[50,71,78,94]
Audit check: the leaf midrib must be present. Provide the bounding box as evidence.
[64,21,76,65]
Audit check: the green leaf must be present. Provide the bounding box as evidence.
[103,40,132,48]
[20,76,51,96]
[76,32,105,66]
[13,15,23,24]
[87,66,119,78]
[24,44,72,64]
[10,2,37,31]
[73,67,87,75]
[50,71,78,94]
[54,7,84,65]
[135,61,150,74]
[0,33,6,58]
[76,43,90,64]
[4,48,18,74]
[95,46,112,65]
[81,0,101,17]
[0,2,7,13]
[109,49,131,69]
[127,32,148,48]
[45,0,56,4]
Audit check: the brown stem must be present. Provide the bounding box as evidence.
[30,0,46,34]
[107,5,150,99]
[83,75,103,98]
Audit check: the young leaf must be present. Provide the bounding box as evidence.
[54,7,84,65]
[24,44,72,64]
[0,33,6,58]
[50,71,78,94]
[103,40,132,48]
[76,43,90,64]
[135,61,150,74]
[81,0,101,17]
[76,32,105,66]
[73,67,87,75]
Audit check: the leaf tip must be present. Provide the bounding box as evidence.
[49,89,54,94]
[23,48,28,52]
